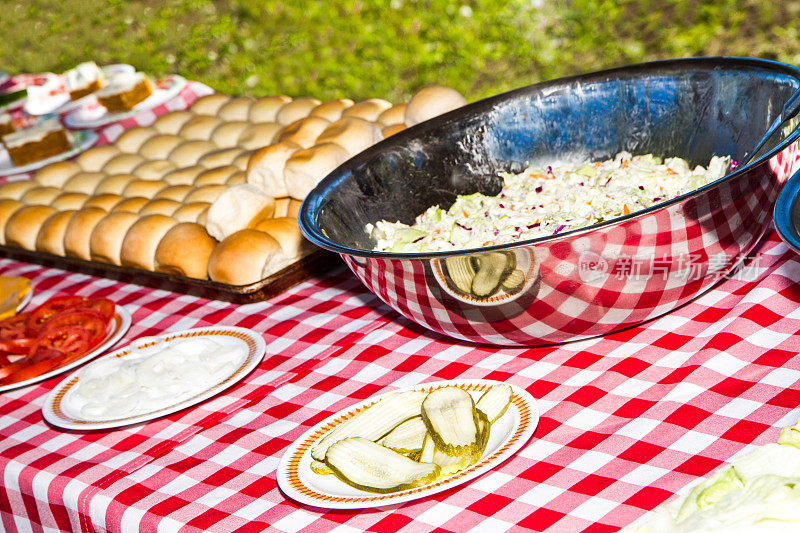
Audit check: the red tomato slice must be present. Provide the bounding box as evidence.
[0,349,81,385]
[29,326,91,362]
[26,296,86,336]
[0,312,32,340]
[0,338,34,354]
[84,298,115,322]
[41,309,107,347]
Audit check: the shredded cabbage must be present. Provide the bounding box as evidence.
[367,152,730,253]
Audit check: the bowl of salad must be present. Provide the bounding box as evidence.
[300,57,800,346]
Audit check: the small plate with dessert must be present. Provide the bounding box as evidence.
[0,117,98,177]
[64,74,187,129]
[0,73,63,114]
[23,62,136,116]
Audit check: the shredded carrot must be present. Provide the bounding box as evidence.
[623,204,631,215]
[621,160,628,169]
[667,169,678,175]
[482,240,495,246]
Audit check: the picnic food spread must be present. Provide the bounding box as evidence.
[368,152,731,253]
[1,56,800,533]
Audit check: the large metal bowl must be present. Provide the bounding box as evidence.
[300,57,800,346]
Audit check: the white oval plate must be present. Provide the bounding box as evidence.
[15,288,32,313]
[33,64,137,116]
[0,130,98,177]
[0,304,131,393]
[43,325,266,430]
[277,379,539,509]
[64,75,187,129]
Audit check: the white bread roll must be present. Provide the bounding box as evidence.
[227,171,246,186]
[404,86,467,126]
[277,116,330,149]
[167,140,217,167]
[95,173,136,195]
[252,216,314,258]
[140,198,182,216]
[0,180,38,201]
[184,184,226,204]
[153,184,193,202]
[194,165,238,186]
[152,110,195,134]
[205,183,275,241]
[310,99,354,121]
[0,199,23,245]
[383,123,406,138]
[316,117,382,156]
[178,115,223,140]
[287,199,303,219]
[210,121,250,148]
[63,172,107,194]
[84,193,124,211]
[102,153,146,175]
[115,126,157,153]
[132,159,177,181]
[197,147,243,168]
[155,222,216,279]
[273,197,290,217]
[138,134,184,160]
[34,160,82,187]
[63,207,107,260]
[5,205,56,250]
[232,151,253,171]
[111,196,149,213]
[249,95,292,123]
[191,93,231,115]
[120,214,179,270]
[284,143,350,200]
[377,104,407,126]
[276,97,321,125]
[52,192,89,210]
[218,97,256,122]
[21,187,61,206]
[173,202,211,223]
[162,165,205,185]
[36,209,76,256]
[89,211,140,265]
[237,122,283,150]
[122,179,167,199]
[207,229,288,285]
[76,145,121,172]
[245,140,299,197]
[342,98,392,121]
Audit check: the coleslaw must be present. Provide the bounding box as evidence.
[367,151,731,253]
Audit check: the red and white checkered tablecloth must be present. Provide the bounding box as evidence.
[2,78,800,532]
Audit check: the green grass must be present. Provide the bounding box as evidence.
[2,0,799,103]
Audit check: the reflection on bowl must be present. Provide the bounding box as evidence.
[301,57,800,346]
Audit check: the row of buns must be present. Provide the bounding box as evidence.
[0,85,467,286]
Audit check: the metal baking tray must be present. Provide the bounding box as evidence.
[0,245,340,303]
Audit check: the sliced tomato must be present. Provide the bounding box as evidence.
[0,338,34,354]
[0,312,31,340]
[25,296,86,336]
[29,326,91,361]
[41,309,107,347]
[84,298,115,322]
[0,351,75,385]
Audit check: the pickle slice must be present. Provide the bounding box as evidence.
[325,437,440,494]
[421,386,480,456]
[476,383,513,423]
[444,255,476,294]
[311,390,428,461]
[501,269,525,293]
[380,416,427,454]
[310,460,333,475]
[471,252,514,297]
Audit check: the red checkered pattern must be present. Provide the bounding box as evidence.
[1,79,800,531]
[344,143,800,346]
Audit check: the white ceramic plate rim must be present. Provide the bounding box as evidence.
[37,64,137,116]
[15,288,32,313]
[63,75,187,129]
[43,325,266,430]
[0,304,131,393]
[277,379,539,509]
[0,130,98,177]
